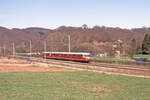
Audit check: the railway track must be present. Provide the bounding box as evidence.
[9,56,150,78]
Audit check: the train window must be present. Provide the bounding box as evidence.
[72,55,76,57]
[51,54,54,56]
[65,54,68,57]
[69,54,72,57]
[65,54,68,56]
[78,55,82,57]
[68,54,71,57]
[74,55,80,57]
[74,55,78,57]
[73,55,78,57]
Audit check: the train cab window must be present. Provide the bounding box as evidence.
[83,55,89,58]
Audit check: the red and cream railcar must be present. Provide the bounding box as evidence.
[43,52,90,62]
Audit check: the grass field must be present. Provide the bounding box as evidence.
[92,54,150,62]
[91,57,135,64]
[134,54,150,58]
[92,56,150,66]
[0,71,150,100]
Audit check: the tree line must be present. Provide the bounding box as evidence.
[130,34,150,57]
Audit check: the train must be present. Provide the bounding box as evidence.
[43,52,90,62]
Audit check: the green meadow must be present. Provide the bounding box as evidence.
[0,71,150,100]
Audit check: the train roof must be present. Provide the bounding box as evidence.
[43,52,90,55]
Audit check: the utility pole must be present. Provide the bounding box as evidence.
[68,35,71,52]
[3,45,6,56]
[29,40,32,57]
[13,42,15,56]
[44,40,47,53]
[0,46,5,56]
[0,46,1,56]
[44,40,47,59]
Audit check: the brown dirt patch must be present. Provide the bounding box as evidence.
[0,58,19,63]
[0,58,72,72]
[0,65,70,72]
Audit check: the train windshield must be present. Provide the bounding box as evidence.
[84,54,90,58]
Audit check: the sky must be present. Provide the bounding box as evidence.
[0,0,150,29]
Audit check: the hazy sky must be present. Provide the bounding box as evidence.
[0,0,150,29]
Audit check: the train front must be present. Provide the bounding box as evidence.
[83,53,91,62]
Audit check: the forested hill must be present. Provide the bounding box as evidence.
[44,26,150,43]
[0,26,150,54]
[0,26,50,53]
[38,26,150,52]
[0,26,50,42]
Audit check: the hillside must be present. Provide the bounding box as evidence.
[0,26,50,54]
[0,26,150,55]
[38,26,150,54]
